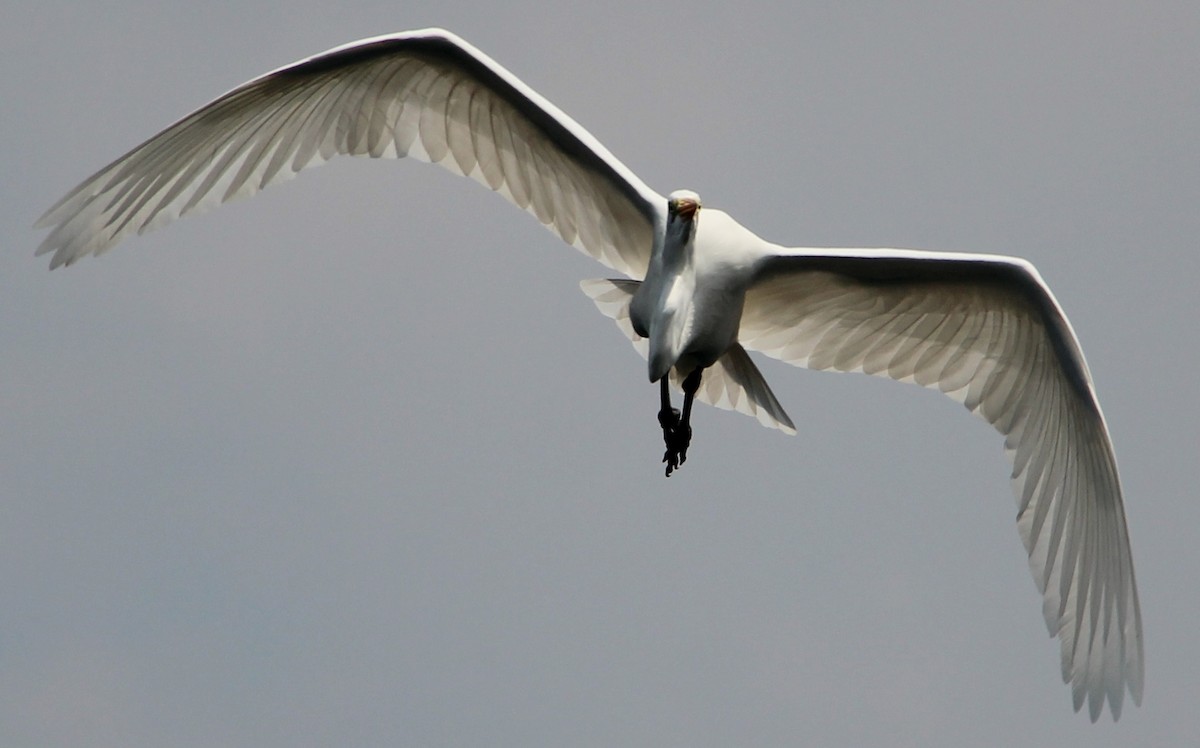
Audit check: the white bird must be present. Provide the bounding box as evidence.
[35,28,1142,720]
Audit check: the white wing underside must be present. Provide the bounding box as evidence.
[35,29,661,277]
[583,251,1142,721]
[737,253,1143,720]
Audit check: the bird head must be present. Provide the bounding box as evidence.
[666,190,701,246]
[667,189,701,222]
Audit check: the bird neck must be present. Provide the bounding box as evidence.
[661,222,695,272]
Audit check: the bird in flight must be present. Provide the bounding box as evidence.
[35,28,1142,721]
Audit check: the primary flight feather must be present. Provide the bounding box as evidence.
[35,28,1142,720]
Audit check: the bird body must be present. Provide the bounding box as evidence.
[633,198,771,383]
[35,28,1142,721]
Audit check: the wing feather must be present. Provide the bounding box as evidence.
[740,250,1142,720]
[35,29,662,276]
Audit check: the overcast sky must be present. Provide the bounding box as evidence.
[3,2,1198,746]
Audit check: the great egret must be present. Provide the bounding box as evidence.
[35,28,1142,721]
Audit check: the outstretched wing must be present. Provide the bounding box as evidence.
[740,248,1142,721]
[36,29,662,277]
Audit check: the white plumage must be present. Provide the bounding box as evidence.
[35,28,1142,720]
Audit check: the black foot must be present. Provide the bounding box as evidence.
[657,369,702,477]
[661,419,692,478]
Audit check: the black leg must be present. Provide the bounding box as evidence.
[660,368,702,477]
[679,368,702,432]
[658,376,679,432]
[658,377,681,475]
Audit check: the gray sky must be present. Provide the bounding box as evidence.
[4,2,1198,745]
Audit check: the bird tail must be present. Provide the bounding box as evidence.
[580,279,795,434]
